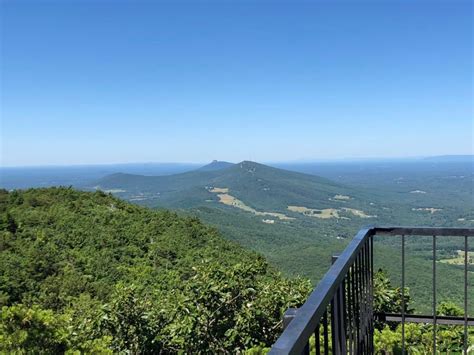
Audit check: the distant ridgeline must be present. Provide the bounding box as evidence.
[0,188,311,353]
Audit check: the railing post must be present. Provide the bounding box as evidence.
[281,308,310,354]
[282,308,309,354]
[283,308,298,330]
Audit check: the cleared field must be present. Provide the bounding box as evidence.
[211,189,293,220]
[439,250,474,266]
[412,207,442,214]
[288,205,376,219]
[457,218,474,222]
[288,206,341,219]
[334,194,351,200]
[342,208,377,218]
[104,189,126,193]
[210,187,229,193]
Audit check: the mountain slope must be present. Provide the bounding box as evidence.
[197,160,234,171]
[0,187,310,353]
[94,161,472,314]
[95,160,378,219]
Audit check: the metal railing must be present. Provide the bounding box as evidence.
[269,226,474,354]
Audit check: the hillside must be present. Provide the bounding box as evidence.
[0,188,310,353]
[94,161,473,313]
[96,160,379,219]
[197,160,234,171]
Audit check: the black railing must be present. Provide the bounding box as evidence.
[270,226,474,354]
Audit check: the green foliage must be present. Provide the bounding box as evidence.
[0,304,68,353]
[0,188,311,353]
[373,269,412,329]
[151,260,310,352]
[374,269,412,315]
[374,301,469,354]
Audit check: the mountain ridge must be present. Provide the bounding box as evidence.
[94,160,378,220]
[197,160,234,171]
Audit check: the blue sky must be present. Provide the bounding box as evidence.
[1,0,472,166]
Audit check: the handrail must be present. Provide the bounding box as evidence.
[269,226,474,355]
[374,226,474,237]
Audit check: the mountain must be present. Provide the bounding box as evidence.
[197,160,234,171]
[93,160,472,313]
[0,187,309,353]
[423,155,474,163]
[95,160,377,218]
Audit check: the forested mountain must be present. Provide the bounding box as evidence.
[93,161,473,313]
[0,188,310,353]
[197,160,234,171]
[96,160,375,213]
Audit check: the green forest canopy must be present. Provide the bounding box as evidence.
[0,188,310,353]
[0,188,470,353]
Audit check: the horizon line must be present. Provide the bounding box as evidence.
[1,154,473,169]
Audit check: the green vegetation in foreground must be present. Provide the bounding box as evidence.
[0,188,470,353]
[0,188,311,353]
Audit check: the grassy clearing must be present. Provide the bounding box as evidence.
[342,207,377,218]
[439,250,474,266]
[288,206,341,219]
[211,190,294,220]
[412,207,442,214]
[210,187,229,193]
[288,205,376,219]
[334,194,351,200]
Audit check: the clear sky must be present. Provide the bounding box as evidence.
[1,0,472,166]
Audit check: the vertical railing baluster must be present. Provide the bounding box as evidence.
[303,342,309,355]
[366,240,370,353]
[369,234,374,354]
[351,262,357,354]
[359,253,365,353]
[464,235,468,355]
[354,255,360,353]
[347,267,353,355]
[365,239,370,348]
[433,235,437,354]
[361,243,366,352]
[355,254,362,353]
[354,258,358,354]
[323,309,329,355]
[331,289,339,354]
[340,279,347,354]
[401,234,406,355]
[315,322,321,355]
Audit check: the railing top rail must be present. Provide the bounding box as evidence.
[373,226,474,237]
[269,226,474,354]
